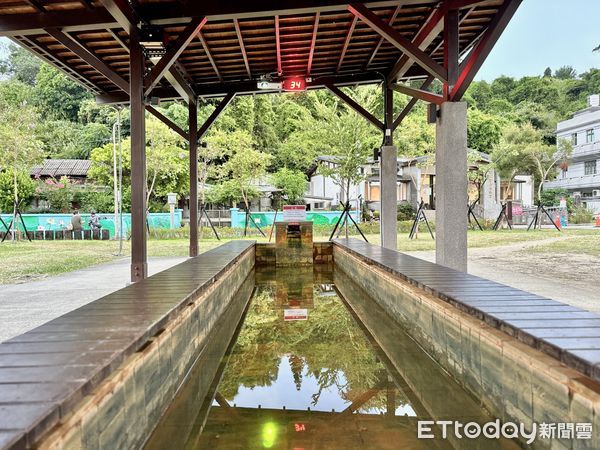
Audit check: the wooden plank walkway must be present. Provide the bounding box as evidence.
[0,241,254,450]
[334,238,600,383]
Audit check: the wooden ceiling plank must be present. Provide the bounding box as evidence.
[144,16,207,96]
[233,18,252,77]
[45,27,129,92]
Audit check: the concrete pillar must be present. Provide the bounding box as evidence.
[380,145,397,250]
[435,101,467,272]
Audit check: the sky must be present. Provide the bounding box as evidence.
[475,0,600,81]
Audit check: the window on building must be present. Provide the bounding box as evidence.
[572,133,578,145]
[584,160,597,175]
[586,129,595,143]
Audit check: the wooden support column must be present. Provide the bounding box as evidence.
[189,99,199,257]
[129,30,147,282]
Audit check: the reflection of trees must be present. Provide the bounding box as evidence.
[218,284,409,411]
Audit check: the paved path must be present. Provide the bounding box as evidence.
[0,256,188,342]
[406,243,600,313]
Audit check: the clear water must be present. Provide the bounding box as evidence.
[145,266,520,450]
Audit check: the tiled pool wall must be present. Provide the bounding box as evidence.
[34,247,255,450]
[333,245,600,449]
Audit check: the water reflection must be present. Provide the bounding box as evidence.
[146,266,520,450]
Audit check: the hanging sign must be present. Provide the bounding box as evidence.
[283,205,306,222]
[282,77,307,92]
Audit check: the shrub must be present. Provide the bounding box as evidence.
[397,201,416,221]
[570,205,594,224]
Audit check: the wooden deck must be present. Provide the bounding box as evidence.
[0,240,254,450]
[333,238,600,383]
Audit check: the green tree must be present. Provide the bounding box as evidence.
[0,103,44,236]
[34,65,90,121]
[467,109,504,152]
[554,65,577,80]
[211,129,272,211]
[271,167,307,205]
[491,123,533,201]
[0,170,35,213]
[144,117,188,205]
[528,137,572,202]
[0,43,41,85]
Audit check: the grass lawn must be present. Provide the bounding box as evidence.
[527,233,600,257]
[0,228,597,284]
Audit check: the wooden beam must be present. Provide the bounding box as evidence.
[15,35,104,94]
[349,3,447,82]
[197,29,223,82]
[365,4,401,70]
[100,0,139,34]
[144,17,207,96]
[188,101,199,257]
[139,0,435,23]
[198,92,236,138]
[0,9,118,36]
[443,8,459,99]
[167,66,196,102]
[108,28,129,53]
[45,28,130,92]
[146,105,189,140]
[306,12,320,75]
[391,76,433,130]
[337,16,357,73]
[390,83,444,105]
[326,84,384,130]
[387,4,445,82]
[275,15,282,74]
[24,0,46,13]
[450,0,522,101]
[233,18,251,78]
[129,29,147,282]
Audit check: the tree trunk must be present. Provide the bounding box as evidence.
[345,178,350,239]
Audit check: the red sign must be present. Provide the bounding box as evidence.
[282,77,306,92]
[294,423,306,432]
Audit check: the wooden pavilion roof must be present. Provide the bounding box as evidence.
[0,0,516,102]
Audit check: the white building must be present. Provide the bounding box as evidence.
[305,153,534,219]
[545,95,600,212]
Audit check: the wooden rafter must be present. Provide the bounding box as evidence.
[337,15,357,73]
[233,18,251,78]
[108,28,129,53]
[45,27,129,92]
[326,84,384,130]
[275,15,282,74]
[365,4,401,70]
[306,11,320,76]
[391,83,443,105]
[15,35,104,94]
[100,0,139,34]
[197,29,223,82]
[450,0,522,100]
[144,17,207,96]
[349,3,447,82]
[387,4,445,82]
[0,9,118,36]
[24,0,46,13]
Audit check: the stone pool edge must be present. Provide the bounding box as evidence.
[333,239,600,448]
[0,241,255,450]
